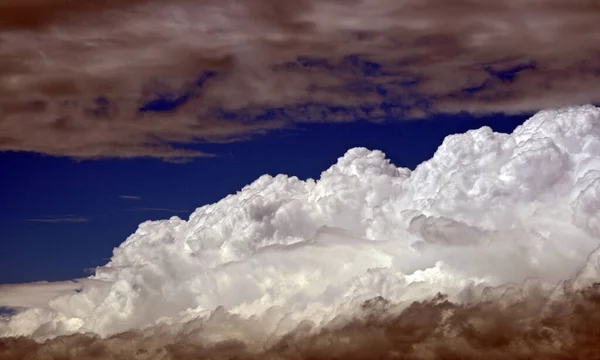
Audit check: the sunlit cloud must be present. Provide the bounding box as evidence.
[2,106,600,358]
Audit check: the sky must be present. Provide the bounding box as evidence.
[0,111,531,284]
[2,0,600,159]
[3,1,600,358]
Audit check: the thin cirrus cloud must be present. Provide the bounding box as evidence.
[119,195,142,200]
[24,215,89,224]
[1,0,600,160]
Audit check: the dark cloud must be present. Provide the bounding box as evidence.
[24,215,88,223]
[1,0,600,158]
[3,282,600,359]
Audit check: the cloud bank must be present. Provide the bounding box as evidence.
[1,105,600,358]
[1,0,600,158]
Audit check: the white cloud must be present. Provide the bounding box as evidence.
[2,105,600,344]
[0,279,108,309]
[24,215,88,223]
[128,207,190,213]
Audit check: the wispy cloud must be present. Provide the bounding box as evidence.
[25,215,89,223]
[129,207,190,214]
[119,195,141,200]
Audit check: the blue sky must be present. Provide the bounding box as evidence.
[0,112,531,284]
[2,4,598,288]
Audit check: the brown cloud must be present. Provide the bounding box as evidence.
[3,282,600,359]
[1,0,600,159]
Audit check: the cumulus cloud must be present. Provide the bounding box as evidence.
[24,215,88,223]
[1,0,600,158]
[1,105,600,358]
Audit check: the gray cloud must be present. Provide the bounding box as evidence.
[25,215,89,223]
[1,0,600,158]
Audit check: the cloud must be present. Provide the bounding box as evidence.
[24,215,88,223]
[0,280,107,309]
[1,0,600,158]
[119,195,141,200]
[2,105,600,348]
[129,207,190,213]
[4,287,600,359]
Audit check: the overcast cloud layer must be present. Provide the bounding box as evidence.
[1,0,600,158]
[1,106,600,360]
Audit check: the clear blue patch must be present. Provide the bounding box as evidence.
[139,70,218,113]
[485,62,536,82]
[139,93,191,112]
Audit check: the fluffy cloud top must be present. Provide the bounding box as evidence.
[2,105,600,347]
[1,0,600,158]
